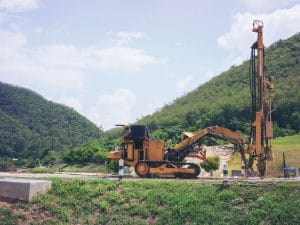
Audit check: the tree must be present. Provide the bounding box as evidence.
[42,150,60,166]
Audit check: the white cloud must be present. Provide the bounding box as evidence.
[0,12,7,23]
[34,45,165,73]
[97,47,165,72]
[0,30,26,56]
[176,75,193,93]
[57,90,138,130]
[0,29,165,92]
[0,30,84,90]
[0,0,40,12]
[218,4,300,66]
[176,41,187,47]
[107,31,146,45]
[241,0,300,12]
[117,31,144,40]
[1,64,85,90]
[87,89,136,130]
[116,31,145,45]
[176,41,182,46]
[58,97,83,114]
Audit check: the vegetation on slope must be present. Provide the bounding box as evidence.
[105,33,300,147]
[1,179,299,225]
[0,82,102,159]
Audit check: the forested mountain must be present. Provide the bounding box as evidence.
[0,82,102,159]
[105,33,300,144]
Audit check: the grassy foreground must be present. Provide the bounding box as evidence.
[1,179,300,225]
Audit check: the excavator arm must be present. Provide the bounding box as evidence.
[166,126,250,176]
[174,126,247,150]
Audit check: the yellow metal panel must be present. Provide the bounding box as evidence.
[265,121,273,139]
[255,112,263,154]
[107,151,122,161]
[124,150,139,167]
[148,140,164,161]
[127,143,134,161]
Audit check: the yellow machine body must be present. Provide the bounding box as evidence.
[108,138,164,167]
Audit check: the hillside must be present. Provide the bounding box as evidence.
[105,33,300,145]
[0,82,102,159]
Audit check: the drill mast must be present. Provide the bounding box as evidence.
[249,20,273,177]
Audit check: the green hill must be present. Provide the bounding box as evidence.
[0,82,102,159]
[105,33,300,145]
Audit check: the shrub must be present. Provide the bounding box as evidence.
[42,150,60,165]
[200,156,220,172]
[62,142,107,164]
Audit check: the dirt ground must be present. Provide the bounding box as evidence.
[0,196,53,225]
[0,171,111,179]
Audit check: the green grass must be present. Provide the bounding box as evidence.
[0,208,24,225]
[272,134,300,147]
[2,179,300,225]
[268,134,300,176]
[229,134,300,176]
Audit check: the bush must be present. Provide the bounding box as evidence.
[62,142,107,165]
[200,157,220,172]
[106,160,118,172]
[26,159,41,168]
[42,150,60,165]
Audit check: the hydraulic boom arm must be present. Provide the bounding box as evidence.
[165,126,249,175]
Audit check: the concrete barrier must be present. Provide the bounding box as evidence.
[0,178,51,202]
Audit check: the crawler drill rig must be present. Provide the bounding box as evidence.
[107,125,247,178]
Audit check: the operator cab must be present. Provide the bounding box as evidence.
[122,125,149,140]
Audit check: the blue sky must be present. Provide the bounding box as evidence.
[0,0,300,130]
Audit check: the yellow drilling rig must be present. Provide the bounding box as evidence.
[107,20,273,178]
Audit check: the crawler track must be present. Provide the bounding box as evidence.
[135,161,200,178]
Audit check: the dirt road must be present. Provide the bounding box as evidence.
[1,172,299,183]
